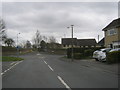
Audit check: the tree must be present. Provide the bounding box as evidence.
[40,40,46,51]
[32,30,42,48]
[49,36,57,43]
[26,40,31,48]
[19,40,26,48]
[48,36,57,49]
[42,35,48,43]
[4,38,15,47]
[0,18,7,42]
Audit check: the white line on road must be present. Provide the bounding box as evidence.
[44,61,47,64]
[37,54,40,55]
[10,62,16,65]
[57,76,71,90]
[1,61,23,76]
[1,73,4,75]
[48,65,54,71]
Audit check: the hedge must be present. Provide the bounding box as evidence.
[106,51,120,63]
[73,53,84,59]
[67,47,103,59]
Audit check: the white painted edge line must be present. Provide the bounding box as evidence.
[44,61,47,64]
[48,65,54,71]
[57,76,71,90]
[37,54,40,55]
[1,61,23,76]
[10,62,16,65]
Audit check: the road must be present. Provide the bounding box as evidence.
[2,52,118,89]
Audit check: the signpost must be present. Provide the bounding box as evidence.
[17,33,20,57]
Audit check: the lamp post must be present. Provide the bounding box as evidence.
[17,33,20,57]
[67,25,74,62]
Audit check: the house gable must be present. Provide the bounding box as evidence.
[102,18,120,31]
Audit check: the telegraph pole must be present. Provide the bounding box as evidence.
[71,25,74,62]
[67,25,74,62]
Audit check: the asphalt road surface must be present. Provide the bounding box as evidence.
[2,52,118,89]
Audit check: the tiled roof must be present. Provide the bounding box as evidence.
[77,39,97,46]
[98,38,104,46]
[61,38,97,46]
[62,38,77,45]
[102,18,120,31]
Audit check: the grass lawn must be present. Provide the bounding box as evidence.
[0,56,24,62]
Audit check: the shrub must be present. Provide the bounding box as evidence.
[106,51,120,63]
[73,53,83,59]
[84,49,94,56]
[67,47,102,59]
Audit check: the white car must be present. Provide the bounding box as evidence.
[93,48,111,61]
[109,48,120,52]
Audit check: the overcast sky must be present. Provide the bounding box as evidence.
[2,2,118,44]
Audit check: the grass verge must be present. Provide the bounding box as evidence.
[0,56,24,62]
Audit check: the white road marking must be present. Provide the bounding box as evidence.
[48,65,54,71]
[1,73,4,75]
[10,62,16,65]
[1,61,23,76]
[57,76,71,90]
[44,61,47,64]
[37,54,40,55]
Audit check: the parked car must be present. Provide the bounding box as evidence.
[93,48,112,61]
[109,48,120,52]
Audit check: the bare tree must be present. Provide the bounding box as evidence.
[26,40,31,48]
[48,36,58,49]
[19,40,26,48]
[32,30,42,48]
[42,35,48,43]
[0,18,7,42]
[49,36,57,43]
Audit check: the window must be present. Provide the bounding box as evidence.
[107,28,117,36]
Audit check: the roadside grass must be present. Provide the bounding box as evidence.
[0,56,24,62]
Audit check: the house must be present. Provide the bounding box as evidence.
[62,38,77,48]
[97,38,105,47]
[102,18,120,48]
[77,39,97,48]
[61,38,97,48]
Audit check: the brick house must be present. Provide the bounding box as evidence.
[102,18,120,48]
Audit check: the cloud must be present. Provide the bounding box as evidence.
[2,2,118,43]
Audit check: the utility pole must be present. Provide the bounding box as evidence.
[67,25,74,62]
[71,25,74,62]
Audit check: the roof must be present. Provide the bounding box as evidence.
[62,38,97,46]
[102,18,120,31]
[77,39,97,46]
[98,38,104,46]
[62,38,77,45]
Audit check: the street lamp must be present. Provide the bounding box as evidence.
[17,33,20,57]
[67,25,74,62]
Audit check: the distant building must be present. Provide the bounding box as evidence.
[102,18,120,48]
[62,38,77,48]
[97,38,105,47]
[61,38,97,48]
[77,39,97,48]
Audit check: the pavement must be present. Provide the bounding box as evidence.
[1,52,119,89]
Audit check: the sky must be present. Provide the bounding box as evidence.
[2,1,118,44]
